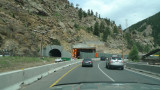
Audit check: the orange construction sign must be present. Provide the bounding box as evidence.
[72,49,77,58]
[96,53,98,58]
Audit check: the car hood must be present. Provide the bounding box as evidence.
[49,82,160,90]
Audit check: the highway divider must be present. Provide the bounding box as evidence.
[0,59,82,90]
[126,62,160,75]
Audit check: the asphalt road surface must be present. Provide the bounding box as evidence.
[20,60,160,90]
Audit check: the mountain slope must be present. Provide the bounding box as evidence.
[0,0,124,56]
[124,12,160,53]
[125,12,160,46]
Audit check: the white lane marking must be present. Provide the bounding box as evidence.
[125,68,160,80]
[98,63,115,82]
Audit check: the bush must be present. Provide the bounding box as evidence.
[74,23,79,28]
[128,45,139,61]
[144,44,150,53]
[86,26,93,33]
[125,33,134,49]
[93,21,100,36]
[50,39,61,45]
[135,42,144,52]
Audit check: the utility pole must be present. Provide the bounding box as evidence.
[34,30,48,57]
[123,19,128,59]
[122,29,124,59]
[40,33,43,57]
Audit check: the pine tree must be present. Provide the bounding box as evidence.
[96,12,98,17]
[118,24,122,29]
[93,22,99,36]
[88,9,91,15]
[83,11,87,17]
[76,4,79,9]
[78,8,83,20]
[70,3,73,7]
[90,26,93,32]
[99,14,101,19]
[87,26,93,33]
[128,45,139,61]
[91,10,94,16]
[113,26,118,34]
[102,27,110,41]
[100,21,105,33]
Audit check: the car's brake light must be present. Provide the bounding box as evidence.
[82,61,84,63]
[90,61,92,63]
[121,61,124,63]
[110,61,112,63]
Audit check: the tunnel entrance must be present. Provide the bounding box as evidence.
[49,49,61,57]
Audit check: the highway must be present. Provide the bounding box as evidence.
[20,59,160,90]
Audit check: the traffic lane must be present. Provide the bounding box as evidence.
[98,61,160,84]
[20,63,81,90]
[56,61,113,85]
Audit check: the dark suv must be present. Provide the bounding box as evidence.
[100,56,106,61]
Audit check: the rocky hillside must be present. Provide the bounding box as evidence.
[0,0,126,56]
[125,12,160,53]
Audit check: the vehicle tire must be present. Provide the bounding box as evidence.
[91,65,93,67]
[108,65,110,69]
[106,64,108,68]
[121,67,124,70]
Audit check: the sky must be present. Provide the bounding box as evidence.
[68,0,160,29]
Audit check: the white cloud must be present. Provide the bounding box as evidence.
[69,0,160,29]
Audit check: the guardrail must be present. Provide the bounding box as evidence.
[126,62,160,75]
[0,60,82,90]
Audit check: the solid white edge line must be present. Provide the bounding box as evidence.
[125,68,160,80]
[98,63,115,82]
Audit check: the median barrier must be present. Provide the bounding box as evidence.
[126,62,160,75]
[0,59,82,90]
[0,70,23,90]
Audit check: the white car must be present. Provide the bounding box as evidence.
[55,58,63,62]
[106,57,124,70]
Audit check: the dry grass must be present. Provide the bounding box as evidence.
[0,56,55,73]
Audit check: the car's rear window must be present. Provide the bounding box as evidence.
[101,56,106,58]
[112,57,121,60]
[84,59,91,61]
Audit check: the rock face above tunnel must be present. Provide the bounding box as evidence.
[42,45,71,58]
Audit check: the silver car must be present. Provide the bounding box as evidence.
[106,57,124,70]
[82,59,93,67]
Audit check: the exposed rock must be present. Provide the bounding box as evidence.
[0,0,129,56]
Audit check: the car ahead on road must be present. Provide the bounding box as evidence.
[82,58,93,67]
[55,58,63,62]
[100,56,106,61]
[106,57,124,70]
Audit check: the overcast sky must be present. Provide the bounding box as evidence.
[68,0,160,29]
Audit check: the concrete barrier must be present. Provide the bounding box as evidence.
[126,62,160,75]
[0,70,23,90]
[0,60,82,90]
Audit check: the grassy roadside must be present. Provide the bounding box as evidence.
[0,56,55,73]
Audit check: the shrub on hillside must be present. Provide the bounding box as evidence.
[128,45,139,61]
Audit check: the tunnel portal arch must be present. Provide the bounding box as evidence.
[49,49,61,57]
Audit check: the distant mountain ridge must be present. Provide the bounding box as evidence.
[125,12,160,47]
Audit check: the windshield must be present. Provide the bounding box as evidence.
[112,57,122,60]
[0,0,159,90]
[84,59,92,61]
